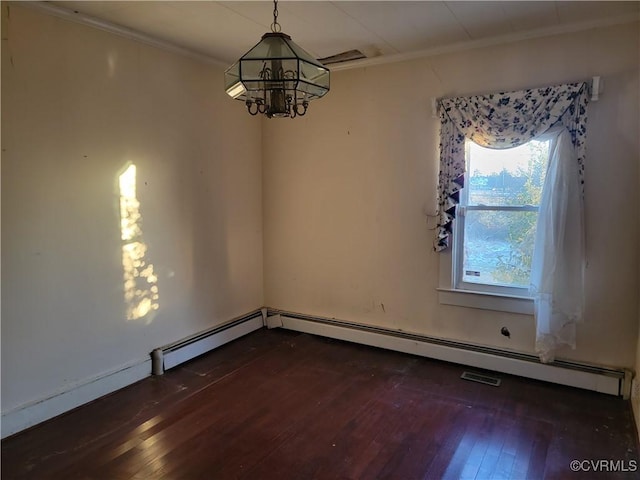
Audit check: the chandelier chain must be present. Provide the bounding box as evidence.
[271,0,281,33]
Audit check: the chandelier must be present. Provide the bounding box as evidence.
[224,0,330,118]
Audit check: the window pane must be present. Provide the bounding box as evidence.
[462,209,538,288]
[467,141,549,207]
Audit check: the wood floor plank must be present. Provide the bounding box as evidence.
[2,329,638,480]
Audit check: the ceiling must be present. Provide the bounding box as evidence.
[44,1,639,69]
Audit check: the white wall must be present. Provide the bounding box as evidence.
[1,5,263,419]
[264,22,640,369]
[634,92,640,438]
[634,308,640,439]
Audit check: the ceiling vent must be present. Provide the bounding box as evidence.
[318,49,366,65]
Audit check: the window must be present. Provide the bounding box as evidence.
[453,138,550,297]
[435,82,587,352]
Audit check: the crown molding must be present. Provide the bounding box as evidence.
[14,1,229,69]
[329,13,640,71]
[14,2,640,73]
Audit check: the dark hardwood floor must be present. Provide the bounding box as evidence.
[2,328,638,479]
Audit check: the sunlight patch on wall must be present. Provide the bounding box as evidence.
[119,164,159,322]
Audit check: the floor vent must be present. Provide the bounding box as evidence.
[269,309,625,396]
[461,371,501,387]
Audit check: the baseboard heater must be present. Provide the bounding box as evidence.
[266,309,629,397]
[152,310,264,373]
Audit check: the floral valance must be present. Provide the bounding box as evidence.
[435,82,588,251]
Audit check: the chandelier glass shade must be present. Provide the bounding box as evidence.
[224,1,330,118]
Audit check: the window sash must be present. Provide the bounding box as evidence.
[453,139,546,296]
[453,204,538,296]
[459,205,539,213]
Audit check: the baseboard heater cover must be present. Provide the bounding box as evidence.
[156,310,264,372]
[267,309,626,396]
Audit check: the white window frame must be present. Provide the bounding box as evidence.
[438,140,551,315]
[453,207,538,297]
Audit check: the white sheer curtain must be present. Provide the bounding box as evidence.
[530,128,585,363]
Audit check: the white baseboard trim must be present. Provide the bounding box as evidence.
[1,358,151,439]
[3,307,625,439]
[272,311,623,396]
[2,309,267,439]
